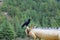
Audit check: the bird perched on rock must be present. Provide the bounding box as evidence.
[21,19,31,28]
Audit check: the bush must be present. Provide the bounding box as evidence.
[3,22,16,40]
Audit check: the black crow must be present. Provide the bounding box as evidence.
[21,19,31,28]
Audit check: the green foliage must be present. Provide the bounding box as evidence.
[0,31,4,39]
[0,13,16,40]
[0,0,60,39]
[2,22,16,40]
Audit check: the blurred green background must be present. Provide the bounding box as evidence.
[0,0,60,40]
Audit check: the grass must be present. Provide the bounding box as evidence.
[0,37,44,40]
[16,37,33,40]
[16,37,44,40]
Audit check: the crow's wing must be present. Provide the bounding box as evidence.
[21,19,31,28]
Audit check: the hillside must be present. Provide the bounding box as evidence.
[0,0,60,40]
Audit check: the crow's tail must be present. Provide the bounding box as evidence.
[21,24,25,28]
